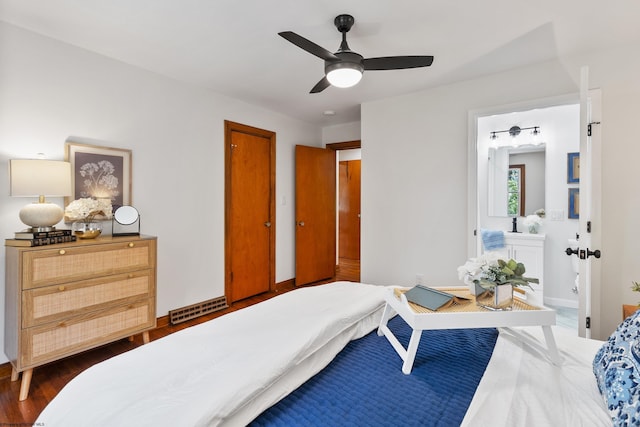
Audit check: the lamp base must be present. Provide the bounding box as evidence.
[19,202,64,230]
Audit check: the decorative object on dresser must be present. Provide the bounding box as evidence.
[5,235,77,247]
[112,205,141,236]
[9,159,72,231]
[65,141,132,207]
[4,235,157,401]
[64,197,113,239]
[8,228,77,246]
[14,228,72,240]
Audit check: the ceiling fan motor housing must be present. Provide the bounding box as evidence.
[325,51,364,75]
[334,14,355,33]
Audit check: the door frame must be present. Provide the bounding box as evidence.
[327,140,361,264]
[468,92,602,337]
[327,140,361,151]
[224,120,276,299]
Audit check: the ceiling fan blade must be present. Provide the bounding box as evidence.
[363,55,434,70]
[278,31,338,61]
[310,77,331,94]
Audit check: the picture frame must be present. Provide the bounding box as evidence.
[567,152,580,183]
[65,141,132,209]
[568,188,579,219]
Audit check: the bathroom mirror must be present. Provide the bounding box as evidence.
[487,145,545,217]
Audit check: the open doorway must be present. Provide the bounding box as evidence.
[327,141,361,282]
[472,99,582,333]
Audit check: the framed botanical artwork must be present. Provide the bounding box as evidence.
[65,141,132,209]
[567,152,580,183]
[568,188,579,219]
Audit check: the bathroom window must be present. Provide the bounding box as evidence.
[507,164,525,217]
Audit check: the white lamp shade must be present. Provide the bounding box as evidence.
[10,159,71,197]
[9,159,71,230]
[326,68,363,88]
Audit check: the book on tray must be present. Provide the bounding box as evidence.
[404,285,471,311]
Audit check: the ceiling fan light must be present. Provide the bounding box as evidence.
[326,63,363,88]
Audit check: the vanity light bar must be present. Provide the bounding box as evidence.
[490,125,540,140]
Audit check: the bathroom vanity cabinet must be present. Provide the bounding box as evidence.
[486,233,545,303]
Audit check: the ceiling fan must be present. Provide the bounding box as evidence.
[278,14,434,93]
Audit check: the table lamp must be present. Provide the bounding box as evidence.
[9,159,72,231]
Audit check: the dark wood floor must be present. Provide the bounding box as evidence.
[0,259,360,424]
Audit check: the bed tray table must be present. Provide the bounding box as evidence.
[377,286,560,374]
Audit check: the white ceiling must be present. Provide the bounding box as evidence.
[2,0,640,126]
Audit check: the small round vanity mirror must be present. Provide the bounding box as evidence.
[114,205,139,225]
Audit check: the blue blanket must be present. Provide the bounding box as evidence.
[251,316,498,426]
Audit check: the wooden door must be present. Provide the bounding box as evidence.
[295,145,336,286]
[339,160,361,260]
[225,121,275,302]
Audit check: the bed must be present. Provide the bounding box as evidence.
[35,281,618,426]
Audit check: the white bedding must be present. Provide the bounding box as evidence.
[37,281,611,427]
[36,281,388,427]
[462,325,611,426]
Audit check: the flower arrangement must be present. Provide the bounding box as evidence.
[523,214,543,233]
[458,253,539,290]
[64,198,113,223]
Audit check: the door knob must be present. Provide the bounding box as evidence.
[565,247,578,256]
[586,248,601,259]
[298,221,305,227]
[264,221,271,228]
[579,248,602,259]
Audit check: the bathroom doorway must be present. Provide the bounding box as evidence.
[469,91,601,338]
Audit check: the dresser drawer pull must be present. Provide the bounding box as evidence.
[128,242,135,248]
[59,249,66,255]
[58,322,66,328]
[58,286,65,292]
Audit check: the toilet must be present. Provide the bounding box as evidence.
[568,238,579,293]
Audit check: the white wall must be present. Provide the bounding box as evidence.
[0,22,322,363]
[361,42,640,339]
[322,121,361,145]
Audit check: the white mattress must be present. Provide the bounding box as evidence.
[36,281,388,427]
[462,325,611,426]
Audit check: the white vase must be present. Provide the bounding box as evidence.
[528,224,539,234]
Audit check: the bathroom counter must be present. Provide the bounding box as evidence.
[505,232,546,241]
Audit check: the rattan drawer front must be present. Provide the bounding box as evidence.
[23,299,155,368]
[23,240,155,289]
[23,270,154,328]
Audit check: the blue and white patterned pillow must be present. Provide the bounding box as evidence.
[593,309,640,425]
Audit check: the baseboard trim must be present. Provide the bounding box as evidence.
[0,362,12,380]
